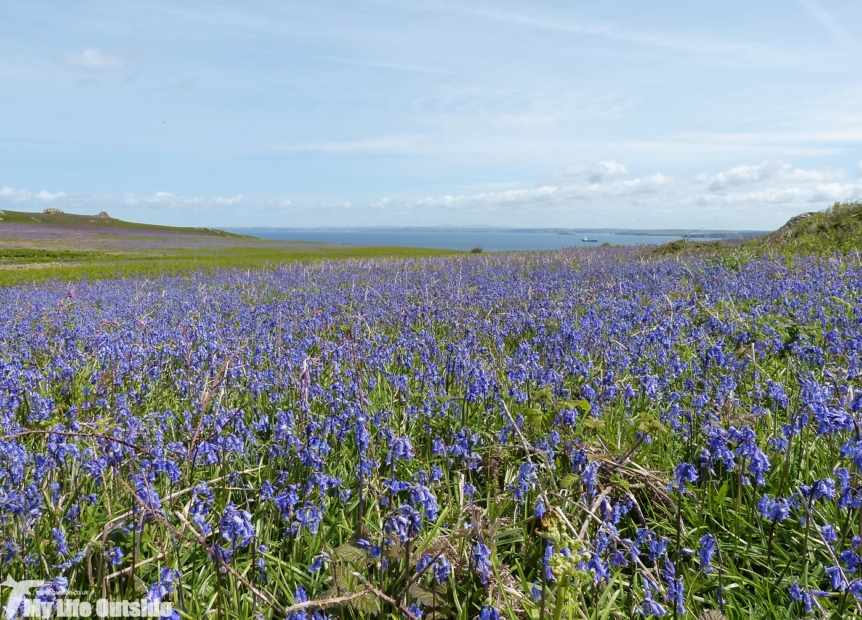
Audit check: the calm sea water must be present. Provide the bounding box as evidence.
[229,229,689,252]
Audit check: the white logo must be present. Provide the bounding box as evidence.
[1,576,172,618]
[2,577,45,620]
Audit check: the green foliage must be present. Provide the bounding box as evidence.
[653,201,862,259]
[0,246,458,286]
[759,200,862,254]
[0,207,250,237]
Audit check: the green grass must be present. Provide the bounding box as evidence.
[0,246,460,286]
[653,201,862,259]
[0,209,461,284]
[756,200,862,255]
[0,208,250,237]
[0,248,110,264]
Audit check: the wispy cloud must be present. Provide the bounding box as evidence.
[796,0,856,52]
[122,191,244,209]
[3,158,861,230]
[0,186,244,211]
[309,55,453,75]
[698,160,845,191]
[375,0,814,68]
[372,159,862,228]
[0,186,66,203]
[64,48,123,70]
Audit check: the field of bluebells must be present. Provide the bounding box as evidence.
[2,248,862,620]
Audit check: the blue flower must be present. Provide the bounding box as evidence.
[534,496,547,520]
[219,504,255,549]
[106,547,124,568]
[669,462,698,494]
[478,606,501,620]
[699,533,716,573]
[434,556,450,585]
[472,542,493,584]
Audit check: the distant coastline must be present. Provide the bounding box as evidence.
[227,226,766,239]
[224,227,766,252]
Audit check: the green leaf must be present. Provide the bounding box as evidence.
[560,473,579,489]
[350,592,382,615]
[583,418,605,430]
[408,583,448,609]
[331,542,368,564]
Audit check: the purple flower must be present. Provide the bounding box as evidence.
[219,504,255,549]
[699,533,716,573]
[669,462,698,494]
[107,546,124,566]
[472,542,493,584]
[478,606,501,620]
[434,556,451,585]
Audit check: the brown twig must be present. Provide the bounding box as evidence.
[3,429,155,458]
[350,571,420,620]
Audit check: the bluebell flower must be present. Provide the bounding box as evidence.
[826,565,846,592]
[802,478,837,502]
[669,462,698,493]
[699,533,716,573]
[132,474,163,517]
[309,552,329,573]
[409,484,438,520]
[219,504,255,549]
[582,461,600,498]
[534,497,547,520]
[434,556,450,585]
[257,545,268,583]
[757,494,790,522]
[662,559,685,615]
[52,528,69,558]
[472,542,493,584]
[640,576,667,617]
[478,606,501,620]
[534,540,551,583]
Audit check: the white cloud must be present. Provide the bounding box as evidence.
[121,191,246,209]
[588,160,629,183]
[2,158,860,230]
[369,158,862,228]
[35,190,66,202]
[1,186,67,203]
[411,185,558,210]
[701,160,844,191]
[796,0,856,52]
[214,195,243,206]
[65,48,123,70]
[0,186,31,202]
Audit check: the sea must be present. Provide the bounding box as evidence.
[226,228,739,252]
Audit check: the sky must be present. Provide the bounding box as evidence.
[2,1,862,230]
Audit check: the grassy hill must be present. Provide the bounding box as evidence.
[0,208,458,285]
[756,201,862,253]
[0,207,247,238]
[653,201,862,258]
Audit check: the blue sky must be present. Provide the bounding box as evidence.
[2,1,862,229]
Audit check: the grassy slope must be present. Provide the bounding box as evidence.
[0,209,459,285]
[0,246,458,286]
[652,201,862,259]
[0,208,249,237]
[756,200,862,254]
